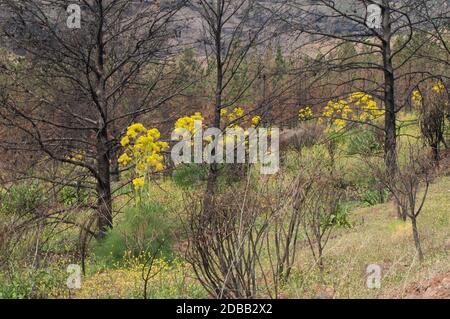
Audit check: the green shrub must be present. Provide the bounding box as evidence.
[359,187,390,207]
[341,157,389,207]
[346,127,383,156]
[172,163,244,190]
[172,164,209,189]
[93,203,174,264]
[58,185,90,206]
[0,182,45,216]
[324,203,352,229]
[0,267,67,299]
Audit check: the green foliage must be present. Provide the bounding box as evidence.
[0,182,45,215]
[342,159,389,207]
[93,203,174,264]
[175,48,203,95]
[346,127,383,156]
[359,187,390,207]
[322,203,352,230]
[171,163,244,190]
[337,42,357,61]
[172,164,209,189]
[275,45,287,80]
[444,114,450,145]
[57,185,90,206]
[0,267,67,299]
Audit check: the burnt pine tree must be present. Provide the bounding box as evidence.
[0,0,184,238]
[267,0,448,175]
[193,0,277,208]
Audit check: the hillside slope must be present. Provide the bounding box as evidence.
[285,175,450,299]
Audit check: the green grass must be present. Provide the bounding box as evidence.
[1,112,448,299]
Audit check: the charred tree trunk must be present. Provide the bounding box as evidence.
[382,1,398,177]
[96,127,113,239]
[410,217,424,262]
[95,3,112,239]
[431,142,440,163]
[110,143,121,182]
[203,1,224,217]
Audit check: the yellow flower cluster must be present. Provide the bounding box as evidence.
[251,115,261,128]
[119,123,169,189]
[432,81,445,94]
[221,107,244,119]
[349,92,384,120]
[323,99,353,129]
[412,81,446,107]
[322,92,383,130]
[172,109,264,159]
[67,152,84,162]
[132,177,145,188]
[174,112,205,137]
[298,106,314,121]
[221,107,245,128]
[220,106,262,130]
[412,89,423,104]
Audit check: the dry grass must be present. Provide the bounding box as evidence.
[282,176,450,299]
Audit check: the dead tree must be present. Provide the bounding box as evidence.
[184,183,270,299]
[185,173,312,299]
[416,82,448,162]
[264,0,449,176]
[192,0,281,209]
[372,143,433,262]
[0,0,184,238]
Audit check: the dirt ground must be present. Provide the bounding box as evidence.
[401,272,450,299]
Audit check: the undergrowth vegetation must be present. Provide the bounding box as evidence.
[0,1,449,300]
[0,110,448,299]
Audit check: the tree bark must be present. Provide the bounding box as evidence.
[317,243,324,273]
[203,1,224,218]
[96,127,113,239]
[431,143,440,163]
[95,2,112,239]
[410,217,424,262]
[110,144,121,182]
[382,1,398,177]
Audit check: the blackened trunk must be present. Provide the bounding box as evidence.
[203,8,223,218]
[94,2,111,238]
[110,144,120,182]
[410,217,424,262]
[382,1,398,177]
[431,143,440,163]
[96,128,113,239]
